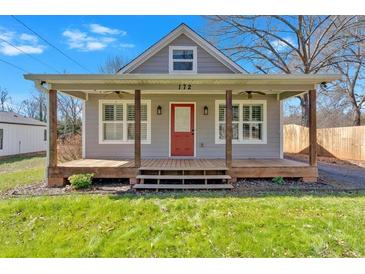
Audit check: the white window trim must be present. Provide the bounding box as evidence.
[98,99,151,145]
[215,100,267,145]
[169,46,197,74]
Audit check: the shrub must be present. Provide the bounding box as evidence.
[68,173,94,189]
[272,176,285,185]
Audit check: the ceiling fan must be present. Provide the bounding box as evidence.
[110,91,130,98]
[100,90,130,99]
[238,91,266,99]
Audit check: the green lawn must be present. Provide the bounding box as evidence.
[1,155,364,257]
[1,193,365,257]
[0,155,45,192]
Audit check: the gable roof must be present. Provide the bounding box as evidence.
[0,111,46,127]
[118,23,246,74]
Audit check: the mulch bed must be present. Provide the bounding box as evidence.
[233,178,334,192]
[1,181,132,198]
[2,176,363,199]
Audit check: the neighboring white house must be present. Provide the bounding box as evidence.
[0,111,47,158]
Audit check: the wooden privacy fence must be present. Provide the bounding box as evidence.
[284,124,365,161]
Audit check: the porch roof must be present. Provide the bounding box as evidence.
[24,73,341,100]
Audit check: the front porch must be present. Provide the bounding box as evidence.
[49,158,317,189]
[22,73,342,188]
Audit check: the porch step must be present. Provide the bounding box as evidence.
[139,166,228,171]
[133,184,234,190]
[136,175,231,180]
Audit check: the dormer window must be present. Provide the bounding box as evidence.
[169,46,197,74]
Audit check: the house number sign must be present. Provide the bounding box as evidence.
[178,84,192,90]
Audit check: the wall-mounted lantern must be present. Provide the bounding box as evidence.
[157,105,162,115]
[203,106,208,115]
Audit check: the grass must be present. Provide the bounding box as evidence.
[0,155,45,192]
[1,193,365,257]
[1,154,364,257]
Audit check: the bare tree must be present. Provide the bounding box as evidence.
[331,45,365,125]
[57,93,82,137]
[99,55,126,73]
[0,87,11,111]
[21,90,47,121]
[317,90,355,127]
[284,90,357,127]
[283,103,302,125]
[207,16,365,125]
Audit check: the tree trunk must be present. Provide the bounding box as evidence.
[299,94,309,126]
[39,99,43,121]
[352,106,361,126]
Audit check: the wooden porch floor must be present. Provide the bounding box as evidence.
[53,158,316,182]
[59,158,309,169]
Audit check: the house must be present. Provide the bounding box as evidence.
[24,24,340,189]
[0,111,47,158]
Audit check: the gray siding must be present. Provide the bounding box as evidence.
[129,34,238,74]
[85,93,281,159]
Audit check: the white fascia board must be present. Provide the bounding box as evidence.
[24,73,341,83]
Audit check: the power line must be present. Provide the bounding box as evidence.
[11,15,92,73]
[0,58,28,73]
[0,37,61,73]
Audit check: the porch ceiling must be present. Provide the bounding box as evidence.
[24,73,341,100]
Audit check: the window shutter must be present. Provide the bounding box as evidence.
[219,104,225,122]
[215,100,265,143]
[101,101,150,143]
[232,105,239,122]
[127,104,147,121]
[103,104,115,121]
[141,104,148,121]
[252,105,263,121]
[127,104,134,121]
[115,104,123,121]
[243,106,250,121]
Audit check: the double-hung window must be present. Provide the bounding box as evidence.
[169,46,197,74]
[126,103,148,141]
[99,100,151,144]
[215,100,267,144]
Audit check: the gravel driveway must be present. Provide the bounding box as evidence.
[286,154,365,190]
[318,162,365,189]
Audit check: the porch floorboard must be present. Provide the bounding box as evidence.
[54,158,316,182]
[59,158,308,169]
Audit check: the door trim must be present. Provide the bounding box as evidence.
[168,102,196,158]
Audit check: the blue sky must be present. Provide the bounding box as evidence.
[0,16,205,104]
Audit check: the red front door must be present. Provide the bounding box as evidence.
[171,103,194,156]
